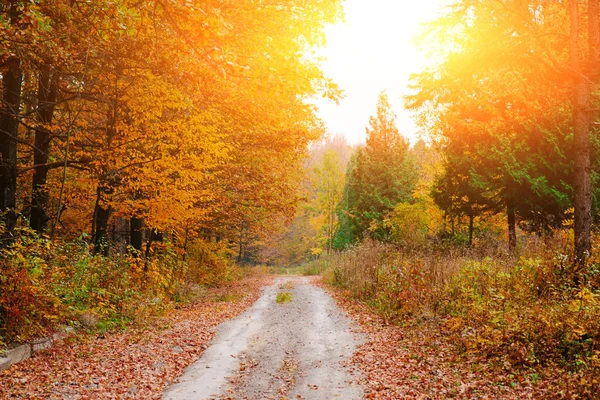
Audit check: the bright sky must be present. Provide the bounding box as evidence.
[315,0,449,145]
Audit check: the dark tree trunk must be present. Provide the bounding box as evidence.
[0,53,23,240]
[468,213,474,246]
[0,3,23,239]
[92,82,118,255]
[130,216,143,252]
[507,201,517,254]
[570,0,594,271]
[30,66,59,234]
[93,185,112,256]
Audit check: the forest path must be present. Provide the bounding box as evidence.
[163,276,364,400]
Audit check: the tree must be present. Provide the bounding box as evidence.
[262,135,352,265]
[341,92,418,242]
[314,149,344,254]
[0,2,23,240]
[569,0,599,268]
[334,151,359,249]
[0,0,344,265]
[432,158,500,246]
[409,0,600,262]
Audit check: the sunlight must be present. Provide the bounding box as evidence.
[316,0,449,144]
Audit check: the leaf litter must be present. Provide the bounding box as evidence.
[0,276,273,399]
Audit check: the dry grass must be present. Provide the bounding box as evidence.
[326,236,600,382]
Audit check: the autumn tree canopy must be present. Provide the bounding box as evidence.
[0,0,343,257]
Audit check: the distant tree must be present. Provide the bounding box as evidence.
[335,92,418,245]
[262,135,352,265]
[333,151,358,249]
[314,149,344,254]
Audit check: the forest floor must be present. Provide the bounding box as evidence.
[0,275,272,399]
[3,274,587,400]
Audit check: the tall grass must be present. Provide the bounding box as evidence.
[326,237,600,371]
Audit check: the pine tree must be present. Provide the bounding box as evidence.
[335,92,418,244]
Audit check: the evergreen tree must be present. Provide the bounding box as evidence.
[335,92,418,245]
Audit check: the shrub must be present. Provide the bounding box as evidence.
[385,202,432,248]
[185,239,243,286]
[328,237,600,372]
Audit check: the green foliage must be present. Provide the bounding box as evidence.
[333,151,359,249]
[276,291,293,303]
[335,92,418,246]
[407,0,600,244]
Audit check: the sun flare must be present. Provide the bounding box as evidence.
[316,0,449,144]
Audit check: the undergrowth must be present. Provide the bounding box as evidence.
[0,229,258,346]
[326,236,600,393]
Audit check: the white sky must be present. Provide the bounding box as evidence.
[314,0,449,145]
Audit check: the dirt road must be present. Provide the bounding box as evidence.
[163,276,364,400]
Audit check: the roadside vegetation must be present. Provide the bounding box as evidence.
[325,238,600,395]
[0,228,257,346]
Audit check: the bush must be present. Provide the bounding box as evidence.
[0,231,250,345]
[385,202,432,248]
[328,237,600,372]
[0,231,61,344]
[185,239,243,286]
[302,257,330,276]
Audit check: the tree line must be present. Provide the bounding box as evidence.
[408,0,600,280]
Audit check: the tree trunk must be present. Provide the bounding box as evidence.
[468,213,474,246]
[0,4,23,240]
[30,66,59,234]
[130,216,143,252]
[93,185,112,255]
[0,54,22,240]
[507,201,517,254]
[570,0,593,270]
